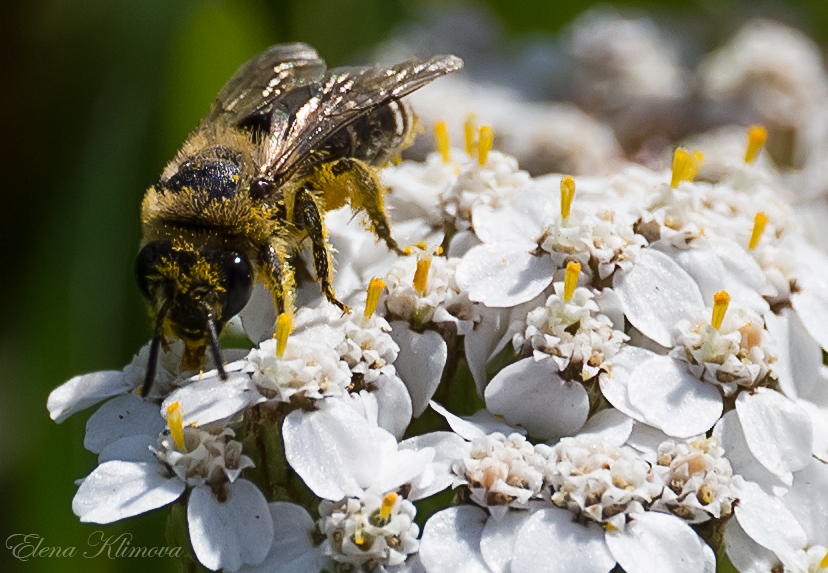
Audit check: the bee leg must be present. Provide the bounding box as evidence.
[324,157,404,255]
[261,242,296,317]
[294,187,350,313]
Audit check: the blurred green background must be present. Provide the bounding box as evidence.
[3,0,828,571]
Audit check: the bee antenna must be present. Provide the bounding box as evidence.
[142,301,170,398]
[202,303,228,381]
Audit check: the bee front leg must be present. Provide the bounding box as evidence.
[261,242,296,317]
[322,157,404,255]
[293,187,350,313]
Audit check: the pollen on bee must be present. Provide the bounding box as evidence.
[165,402,186,451]
[670,147,704,188]
[275,312,293,358]
[712,291,731,330]
[413,254,432,296]
[564,261,581,302]
[364,278,385,322]
[464,113,477,156]
[745,125,768,164]
[478,125,494,166]
[560,176,575,220]
[749,212,768,250]
[434,121,450,163]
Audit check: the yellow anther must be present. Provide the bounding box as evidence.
[380,492,397,519]
[564,261,581,302]
[275,312,293,358]
[712,291,731,330]
[354,514,366,546]
[696,484,715,505]
[165,402,186,452]
[820,548,828,569]
[434,121,450,163]
[364,278,385,321]
[478,125,493,165]
[749,212,768,250]
[745,125,768,164]
[670,147,704,188]
[416,241,428,250]
[560,176,575,220]
[413,254,432,296]
[464,113,477,156]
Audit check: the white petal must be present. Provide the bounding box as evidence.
[797,398,828,460]
[599,346,653,420]
[471,196,549,249]
[734,480,806,564]
[283,399,396,500]
[614,248,704,347]
[430,402,524,441]
[766,308,825,401]
[373,374,414,439]
[84,394,166,454]
[420,506,491,573]
[456,243,555,307]
[736,389,812,478]
[98,434,156,464]
[724,517,782,573]
[626,355,722,438]
[188,480,273,572]
[239,502,326,573]
[485,358,588,439]
[511,507,614,573]
[625,422,673,456]
[464,307,512,396]
[73,461,183,524]
[162,373,262,428]
[48,370,130,423]
[605,512,712,573]
[712,411,791,493]
[391,322,448,417]
[400,431,470,501]
[577,409,634,446]
[480,511,528,573]
[784,459,828,544]
[792,286,828,352]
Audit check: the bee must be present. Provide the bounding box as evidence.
[134,43,463,395]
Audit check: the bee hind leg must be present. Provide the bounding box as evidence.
[294,187,350,313]
[261,242,296,317]
[320,157,404,255]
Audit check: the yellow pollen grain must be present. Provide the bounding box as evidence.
[564,261,581,302]
[364,278,385,320]
[413,255,431,296]
[749,212,768,250]
[712,291,731,330]
[275,312,293,358]
[434,121,450,163]
[464,113,477,156]
[380,492,397,519]
[560,176,575,220]
[478,125,493,166]
[166,402,186,451]
[670,147,704,188]
[745,125,768,164]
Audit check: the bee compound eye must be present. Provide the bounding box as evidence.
[135,242,172,301]
[249,178,273,200]
[220,253,253,320]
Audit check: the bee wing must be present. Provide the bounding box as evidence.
[261,54,464,180]
[201,43,327,127]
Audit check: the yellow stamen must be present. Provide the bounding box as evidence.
[478,125,493,165]
[749,212,768,250]
[819,548,828,569]
[275,312,293,358]
[434,121,450,163]
[560,176,575,220]
[364,278,385,321]
[165,402,186,451]
[464,113,477,156]
[413,254,431,296]
[564,261,581,302]
[354,514,366,546]
[745,125,768,164]
[712,291,731,330]
[670,147,704,188]
[380,492,397,519]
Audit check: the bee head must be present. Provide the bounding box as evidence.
[135,241,253,370]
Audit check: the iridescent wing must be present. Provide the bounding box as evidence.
[200,43,326,128]
[259,55,464,182]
